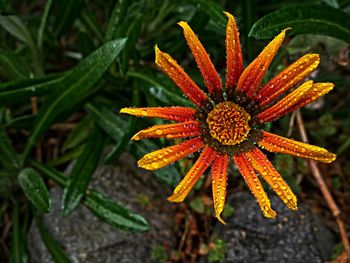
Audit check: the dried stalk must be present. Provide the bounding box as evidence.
[296,111,350,262]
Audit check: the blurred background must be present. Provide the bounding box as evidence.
[0,0,349,262]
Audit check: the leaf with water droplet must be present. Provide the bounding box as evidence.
[18,168,51,213]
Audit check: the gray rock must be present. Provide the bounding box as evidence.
[28,153,175,263]
[207,192,335,263]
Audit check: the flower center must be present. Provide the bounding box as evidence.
[206,102,251,146]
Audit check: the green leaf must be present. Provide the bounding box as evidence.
[37,0,53,50]
[189,0,226,30]
[249,4,350,43]
[0,125,20,171]
[23,39,127,159]
[0,75,62,105]
[31,161,150,232]
[127,71,193,107]
[62,128,104,216]
[36,217,72,263]
[105,86,140,163]
[85,102,127,142]
[18,168,51,213]
[0,15,35,47]
[62,115,93,152]
[0,15,42,75]
[0,51,31,79]
[10,205,28,263]
[105,0,127,41]
[52,0,85,38]
[84,190,149,232]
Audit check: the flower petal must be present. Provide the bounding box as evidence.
[178,21,222,94]
[131,121,201,140]
[120,107,196,122]
[138,137,204,170]
[244,148,297,211]
[256,81,334,123]
[256,54,320,107]
[211,154,228,224]
[257,131,336,163]
[233,154,277,218]
[155,46,207,106]
[168,146,217,202]
[224,12,243,89]
[255,80,313,123]
[236,29,288,97]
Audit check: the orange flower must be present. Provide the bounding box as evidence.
[121,12,336,223]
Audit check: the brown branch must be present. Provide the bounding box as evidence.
[296,111,350,262]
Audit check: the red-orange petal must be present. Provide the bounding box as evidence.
[178,21,222,94]
[244,148,297,211]
[255,80,313,123]
[256,54,320,107]
[155,46,207,106]
[131,121,201,140]
[138,137,204,170]
[211,154,228,224]
[233,154,276,218]
[257,131,336,163]
[168,146,217,202]
[120,107,196,122]
[256,81,334,123]
[224,12,243,89]
[236,29,288,97]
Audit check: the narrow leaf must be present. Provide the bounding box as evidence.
[85,102,127,142]
[0,75,62,105]
[53,0,85,37]
[10,205,28,263]
[31,161,149,232]
[249,4,350,43]
[36,217,72,263]
[189,0,226,29]
[18,168,51,213]
[23,39,127,159]
[61,128,104,216]
[0,125,20,171]
[84,190,149,232]
[105,0,127,41]
[62,115,93,152]
[37,0,53,50]
[0,52,31,79]
[0,15,34,46]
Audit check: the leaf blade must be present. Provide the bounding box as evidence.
[18,168,51,213]
[23,39,127,159]
[61,128,104,216]
[249,4,350,43]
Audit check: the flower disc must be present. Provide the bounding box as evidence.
[206,101,251,145]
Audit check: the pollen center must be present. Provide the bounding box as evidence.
[206,102,251,145]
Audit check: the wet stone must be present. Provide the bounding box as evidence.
[28,153,175,263]
[204,192,335,263]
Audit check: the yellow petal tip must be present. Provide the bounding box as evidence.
[120,108,129,114]
[131,133,141,140]
[262,206,277,219]
[216,214,226,224]
[223,11,233,19]
[177,21,187,27]
[167,194,184,203]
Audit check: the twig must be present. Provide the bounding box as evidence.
[296,111,350,262]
